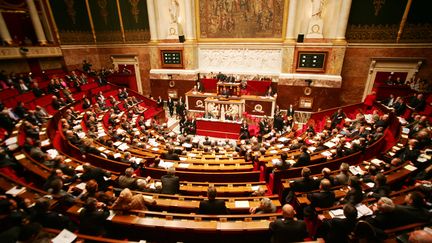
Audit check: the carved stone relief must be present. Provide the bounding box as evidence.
[198,48,282,73]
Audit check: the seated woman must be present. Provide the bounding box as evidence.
[249,198,276,214]
[111,188,156,212]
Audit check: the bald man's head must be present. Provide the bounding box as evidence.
[282,204,295,219]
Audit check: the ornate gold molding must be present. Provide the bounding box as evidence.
[0,46,62,59]
[59,30,94,44]
[346,24,398,42]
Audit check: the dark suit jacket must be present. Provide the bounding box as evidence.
[161,152,180,161]
[318,217,357,243]
[81,167,111,190]
[307,190,336,208]
[198,199,228,215]
[269,218,308,243]
[290,178,319,192]
[365,205,431,230]
[79,208,110,235]
[161,174,180,194]
[294,152,310,167]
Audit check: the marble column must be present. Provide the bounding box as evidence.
[0,12,12,45]
[27,0,47,45]
[146,0,159,41]
[285,0,298,41]
[183,0,195,40]
[335,0,352,40]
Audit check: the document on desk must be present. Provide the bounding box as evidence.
[234,200,250,208]
[404,164,417,171]
[6,186,26,197]
[14,154,25,161]
[356,204,373,217]
[329,209,345,218]
[52,229,77,243]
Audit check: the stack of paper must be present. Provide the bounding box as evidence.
[6,186,26,196]
[329,209,345,218]
[404,164,417,171]
[14,154,25,161]
[321,151,333,157]
[356,204,373,217]
[234,200,250,208]
[52,229,77,243]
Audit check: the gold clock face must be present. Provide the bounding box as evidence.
[312,24,320,33]
[169,80,176,88]
[304,87,312,96]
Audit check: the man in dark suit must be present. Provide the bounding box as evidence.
[317,204,358,243]
[269,204,308,243]
[307,179,335,208]
[294,146,310,167]
[80,163,111,190]
[167,97,175,117]
[160,167,180,194]
[330,108,346,129]
[198,186,228,215]
[290,167,319,193]
[156,96,164,107]
[196,80,204,92]
[161,147,180,161]
[79,197,110,236]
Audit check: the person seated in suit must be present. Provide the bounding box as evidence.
[249,197,276,214]
[400,191,431,224]
[290,167,319,193]
[393,97,407,116]
[79,197,110,236]
[161,146,180,161]
[317,204,358,243]
[197,186,228,215]
[117,167,137,189]
[365,197,402,231]
[269,204,308,243]
[31,197,74,231]
[341,176,364,205]
[160,167,180,195]
[367,173,391,199]
[307,179,336,208]
[382,94,395,107]
[294,146,310,167]
[81,163,111,190]
[334,163,350,185]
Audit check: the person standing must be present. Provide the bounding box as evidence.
[167,97,175,117]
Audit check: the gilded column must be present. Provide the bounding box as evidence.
[183,0,195,40]
[285,0,298,41]
[27,0,48,45]
[335,0,352,40]
[0,12,12,45]
[146,0,158,41]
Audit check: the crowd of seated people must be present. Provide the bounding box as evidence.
[0,65,431,243]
